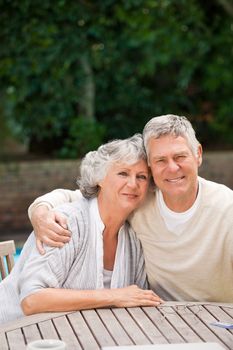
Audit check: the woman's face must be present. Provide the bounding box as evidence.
[98,159,150,213]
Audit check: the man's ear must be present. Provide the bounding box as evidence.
[197,144,203,167]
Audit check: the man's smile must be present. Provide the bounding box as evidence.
[165,176,185,183]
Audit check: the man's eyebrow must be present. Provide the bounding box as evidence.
[174,151,189,155]
[151,155,166,160]
[151,151,189,159]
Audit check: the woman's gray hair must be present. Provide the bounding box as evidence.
[77,133,147,198]
[143,114,200,158]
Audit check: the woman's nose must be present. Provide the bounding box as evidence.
[127,176,137,188]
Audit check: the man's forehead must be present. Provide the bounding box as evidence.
[148,134,191,152]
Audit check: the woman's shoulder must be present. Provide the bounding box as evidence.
[55,197,90,218]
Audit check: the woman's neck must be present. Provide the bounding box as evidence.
[97,196,129,237]
[97,195,129,270]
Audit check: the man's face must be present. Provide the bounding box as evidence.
[148,134,202,211]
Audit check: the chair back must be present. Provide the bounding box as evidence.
[0,240,16,280]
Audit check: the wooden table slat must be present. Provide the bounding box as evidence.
[175,304,226,345]
[157,306,202,343]
[97,309,134,346]
[127,307,168,344]
[0,331,9,350]
[222,305,233,318]
[52,316,82,350]
[189,305,233,349]
[1,303,232,350]
[0,311,73,333]
[38,319,59,339]
[81,309,116,347]
[68,311,100,350]
[143,306,185,344]
[177,305,228,345]
[205,305,233,323]
[112,308,151,345]
[6,329,26,350]
[23,324,41,344]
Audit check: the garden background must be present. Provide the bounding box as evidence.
[0,0,232,242]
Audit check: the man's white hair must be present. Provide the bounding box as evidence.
[143,114,200,158]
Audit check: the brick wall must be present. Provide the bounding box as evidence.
[0,152,232,234]
[0,160,80,234]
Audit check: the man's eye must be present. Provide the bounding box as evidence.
[118,172,128,176]
[176,155,186,160]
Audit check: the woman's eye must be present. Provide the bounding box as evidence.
[118,172,128,176]
[137,175,147,180]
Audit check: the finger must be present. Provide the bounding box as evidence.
[144,290,163,302]
[48,230,71,243]
[54,213,70,233]
[145,292,162,302]
[125,299,161,308]
[50,221,71,237]
[36,239,45,255]
[42,236,65,248]
[142,299,162,307]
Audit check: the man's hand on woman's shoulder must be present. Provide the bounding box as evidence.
[31,205,71,254]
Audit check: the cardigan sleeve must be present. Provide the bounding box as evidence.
[18,210,83,302]
[133,237,148,290]
[127,224,148,290]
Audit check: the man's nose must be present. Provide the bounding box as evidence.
[167,159,180,172]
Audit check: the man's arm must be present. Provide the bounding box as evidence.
[28,188,82,218]
[28,189,82,254]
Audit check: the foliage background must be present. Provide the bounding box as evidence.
[0,0,232,159]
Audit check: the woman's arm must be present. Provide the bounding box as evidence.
[21,285,162,315]
[28,189,82,254]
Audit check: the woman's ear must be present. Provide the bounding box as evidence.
[98,179,103,188]
[197,144,203,167]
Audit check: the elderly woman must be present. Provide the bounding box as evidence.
[0,134,162,324]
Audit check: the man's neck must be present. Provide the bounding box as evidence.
[162,183,199,213]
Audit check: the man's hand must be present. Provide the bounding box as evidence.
[30,205,71,255]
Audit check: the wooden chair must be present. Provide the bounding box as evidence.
[0,240,16,280]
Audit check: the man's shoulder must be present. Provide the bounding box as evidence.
[199,177,233,213]
[136,189,156,212]
[200,176,233,197]
[130,189,157,225]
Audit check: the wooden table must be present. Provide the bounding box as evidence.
[0,302,233,349]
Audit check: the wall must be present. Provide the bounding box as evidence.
[0,160,80,234]
[199,151,233,189]
[0,152,232,234]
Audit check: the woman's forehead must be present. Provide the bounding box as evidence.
[108,159,149,172]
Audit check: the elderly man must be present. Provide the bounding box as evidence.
[29,115,233,302]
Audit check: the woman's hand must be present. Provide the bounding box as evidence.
[30,205,71,254]
[111,285,163,307]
